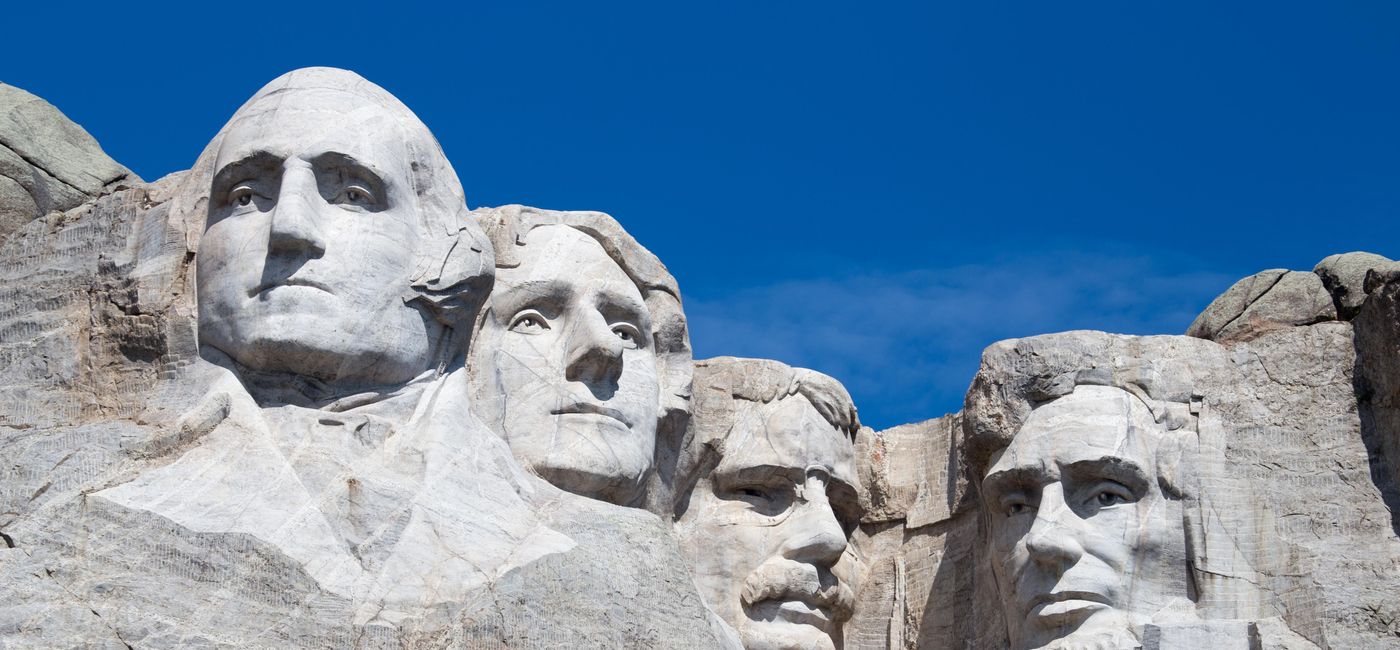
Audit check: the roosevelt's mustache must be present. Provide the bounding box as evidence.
[740,560,855,621]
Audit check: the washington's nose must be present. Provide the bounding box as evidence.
[268,162,327,258]
[781,476,848,569]
[1023,484,1084,573]
[564,311,624,398]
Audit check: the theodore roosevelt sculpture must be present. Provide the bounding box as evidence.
[672,357,863,650]
[469,204,692,508]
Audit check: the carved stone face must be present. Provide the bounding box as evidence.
[676,395,860,650]
[470,225,659,504]
[980,385,1190,650]
[197,90,436,386]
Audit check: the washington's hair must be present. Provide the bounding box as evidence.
[178,67,493,336]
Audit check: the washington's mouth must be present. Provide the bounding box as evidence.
[551,403,628,426]
[250,278,333,297]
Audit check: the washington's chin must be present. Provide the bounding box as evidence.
[203,316,432,385]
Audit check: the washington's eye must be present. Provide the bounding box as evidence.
[229,185,255,208]
[508,310,550,334]
[338,185,376,206]
[1087,481,1136,509]
[612,323,642,348]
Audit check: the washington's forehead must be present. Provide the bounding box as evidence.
[215,99,410,171]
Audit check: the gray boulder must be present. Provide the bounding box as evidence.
[1314,251,1393,319]
[0,82,137,241]
[1187,270,1336,343]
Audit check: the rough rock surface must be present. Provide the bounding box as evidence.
[0,83,136,242]
[1314,251,1393,319]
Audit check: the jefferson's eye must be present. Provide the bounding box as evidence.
[612,323,642,349]
[229,185,255,208]
[508,310,550,334]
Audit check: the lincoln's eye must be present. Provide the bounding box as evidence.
[237,194,251,206]
[1097,491,1126,506]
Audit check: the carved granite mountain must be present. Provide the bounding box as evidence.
[2,75,1398,650]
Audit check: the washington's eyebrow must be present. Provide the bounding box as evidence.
[1061,457,1151,492]
[309,152,389,191]
[211,151,281,194]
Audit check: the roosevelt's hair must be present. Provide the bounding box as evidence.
[701,356,860,437]
[671,356,860,519]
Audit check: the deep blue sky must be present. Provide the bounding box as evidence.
[5,2,1398,429]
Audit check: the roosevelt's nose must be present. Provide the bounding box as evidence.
[780,474,848,570]
[1023,483,1084,573]
[268,161,327,258]
[564,311,624,398]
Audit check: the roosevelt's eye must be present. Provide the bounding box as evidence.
[718,481,794,517]
[229,185,256,208]
[998,493,1034,518]
[508,310,550,334]
[612,323,643,349]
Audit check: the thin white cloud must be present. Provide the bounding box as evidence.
[683,251,1236,429]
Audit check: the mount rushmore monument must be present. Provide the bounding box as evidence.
[0,68,1398,649]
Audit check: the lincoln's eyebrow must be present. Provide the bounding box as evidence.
[981,465,1053,498]
[211,151,281,196]
[1061,456,1151,493]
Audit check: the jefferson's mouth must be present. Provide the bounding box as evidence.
[249,278,333,297]
[551,403,628,426]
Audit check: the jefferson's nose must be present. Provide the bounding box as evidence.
[268,161,327,257]
[780,475,848,569]
[1023,483,1084,573]
[564,311,624,396]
